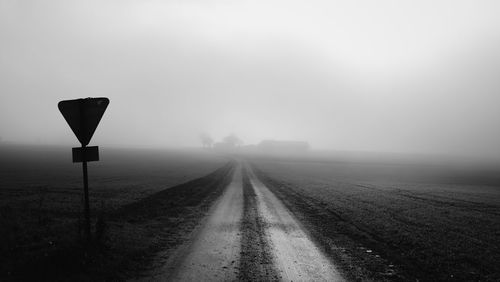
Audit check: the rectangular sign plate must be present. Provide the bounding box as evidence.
[72,146,99,163]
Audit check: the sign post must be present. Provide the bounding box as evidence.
[82,146,90,240]
[58,97,109,241]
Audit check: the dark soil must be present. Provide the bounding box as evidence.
[1,162,235,281]
[252,164,500,282]
[239,167,279,281]
[253,168,408,281]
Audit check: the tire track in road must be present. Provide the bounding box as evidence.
[247,165,345,282]
[152,165,243,282]
[239,167,279,281]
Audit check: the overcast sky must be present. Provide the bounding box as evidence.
[1,0,500,157]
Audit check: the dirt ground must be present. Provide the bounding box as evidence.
[250,157,500,281]
[239,166,278,281]
[2,145,498,281]
[0,144,230,281]
[149,163,344,281]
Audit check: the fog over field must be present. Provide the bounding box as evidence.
[1,0,500,159]
[1,2,500,281]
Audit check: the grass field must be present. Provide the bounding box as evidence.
[0,144,230,281]
[250,155,500,281]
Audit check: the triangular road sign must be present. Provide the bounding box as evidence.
[58,97,109,146]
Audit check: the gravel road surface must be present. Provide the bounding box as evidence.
[144,163,344,281]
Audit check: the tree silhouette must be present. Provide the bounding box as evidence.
[223,134,243,147]
[199,133,214,148]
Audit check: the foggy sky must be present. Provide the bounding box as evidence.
[1,0,500,158]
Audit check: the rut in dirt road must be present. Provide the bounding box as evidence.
[247,165,345,282]
[147,165,243,282]
[239,167,279,281]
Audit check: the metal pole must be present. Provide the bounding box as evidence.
[78,99,91,242]
[82,145,91,241]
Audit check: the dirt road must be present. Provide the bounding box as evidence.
[144,163,344,281]
[247,167,344,281]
